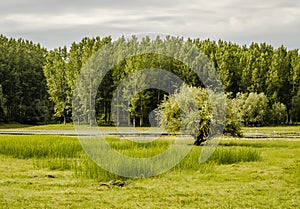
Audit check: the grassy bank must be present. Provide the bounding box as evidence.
[1,123,300,133]
[242,125,300,133]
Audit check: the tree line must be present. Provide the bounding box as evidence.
[0,34,299,125]
[0,35,49,123]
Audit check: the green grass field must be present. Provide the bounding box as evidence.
[242,125,300,133]
[0,123,162,131]
[0,123,76,130]
[0,133,299,208]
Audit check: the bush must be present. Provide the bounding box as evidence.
[235,92,270,127]
[225,98,243,137]
[269,102,287,125]
[243,92,269,126]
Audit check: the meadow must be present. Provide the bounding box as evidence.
[0,126,299,208]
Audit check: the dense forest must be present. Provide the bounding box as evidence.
[0,34,299,126]
[0,35,49,123]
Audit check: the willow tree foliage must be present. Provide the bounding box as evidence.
[157,85,242,145]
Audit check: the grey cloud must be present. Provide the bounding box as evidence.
[0,0,299,49]
[0,0,184,15]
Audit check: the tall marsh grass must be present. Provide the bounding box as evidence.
[207,147,261,164]
[0,135,82,158]
[0,135,261,180]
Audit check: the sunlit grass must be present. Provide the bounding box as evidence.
[1,135,300,208]
[0,123,76,130]
[0,135,82,159]
[0,135,265,181]
[242,125,300,133]
[207,147,261,164]
[0,123,164,131]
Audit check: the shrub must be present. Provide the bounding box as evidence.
[269,102,287,125]
[243,92,269,126]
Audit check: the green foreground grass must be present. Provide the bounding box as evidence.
[0,135,299,208]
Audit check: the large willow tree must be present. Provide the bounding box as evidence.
[157,85,242,145]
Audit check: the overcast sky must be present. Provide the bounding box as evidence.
[1,0,299,49]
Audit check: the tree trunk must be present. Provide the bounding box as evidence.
[104,101,107,123]
[140,116,143,127]
[194,132,206,146]
[128,101,131,126]
[116,90,120,126]
[128,112,131,126]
